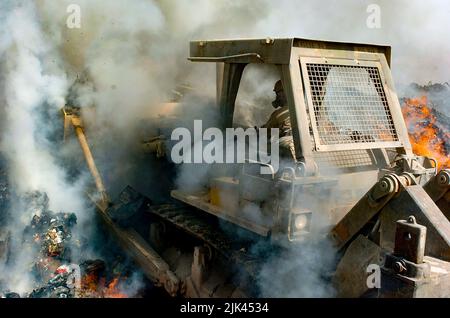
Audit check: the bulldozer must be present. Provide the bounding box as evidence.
[62,38,450,298]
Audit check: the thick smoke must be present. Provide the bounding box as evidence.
[257,239,337,297]
[0,2,84,212]
[0,1,88,294]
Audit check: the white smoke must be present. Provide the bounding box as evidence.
[0,2,80,210]
[0,0,89,294]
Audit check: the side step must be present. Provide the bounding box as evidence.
[171,190,270,237]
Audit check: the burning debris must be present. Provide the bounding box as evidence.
[24,211,77,260]
[0,191,139,298]
[27,259,128,298]
[401,94,450,169]
[28,265,77,298]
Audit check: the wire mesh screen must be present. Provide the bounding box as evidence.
[313,149,375,169]
[306,63,399,147]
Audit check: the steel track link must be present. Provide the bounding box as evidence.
[147,204,260,281]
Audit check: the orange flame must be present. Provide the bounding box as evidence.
[79,273,128,298]
[103,277,128,298]
[402,96,450,169]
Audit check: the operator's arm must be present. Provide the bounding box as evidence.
[262,111,276,129]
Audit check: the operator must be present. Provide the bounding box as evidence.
[261,80,296,160]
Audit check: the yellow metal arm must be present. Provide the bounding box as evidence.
[62,106,109,205]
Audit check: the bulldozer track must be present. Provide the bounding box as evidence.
[147,204,261,282]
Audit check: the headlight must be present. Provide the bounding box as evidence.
[288,209,312,241]
[294,214,309,231]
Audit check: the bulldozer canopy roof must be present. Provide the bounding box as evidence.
[189,37,391,65]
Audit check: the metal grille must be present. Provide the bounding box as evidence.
[313,149,375,169]
[306,63,399,147]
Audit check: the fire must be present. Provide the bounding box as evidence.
[402,96,450,169]
[79,273,128,298]
[104,277,128,298]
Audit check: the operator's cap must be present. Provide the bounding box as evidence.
[273,80,284,93]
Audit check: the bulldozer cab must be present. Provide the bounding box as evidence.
[190,38,413,170]
[170,38,438,242]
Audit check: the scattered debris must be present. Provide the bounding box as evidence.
[29,268,76,298]
[0,190,139,298]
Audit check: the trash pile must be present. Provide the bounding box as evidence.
[0,191,136,298]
